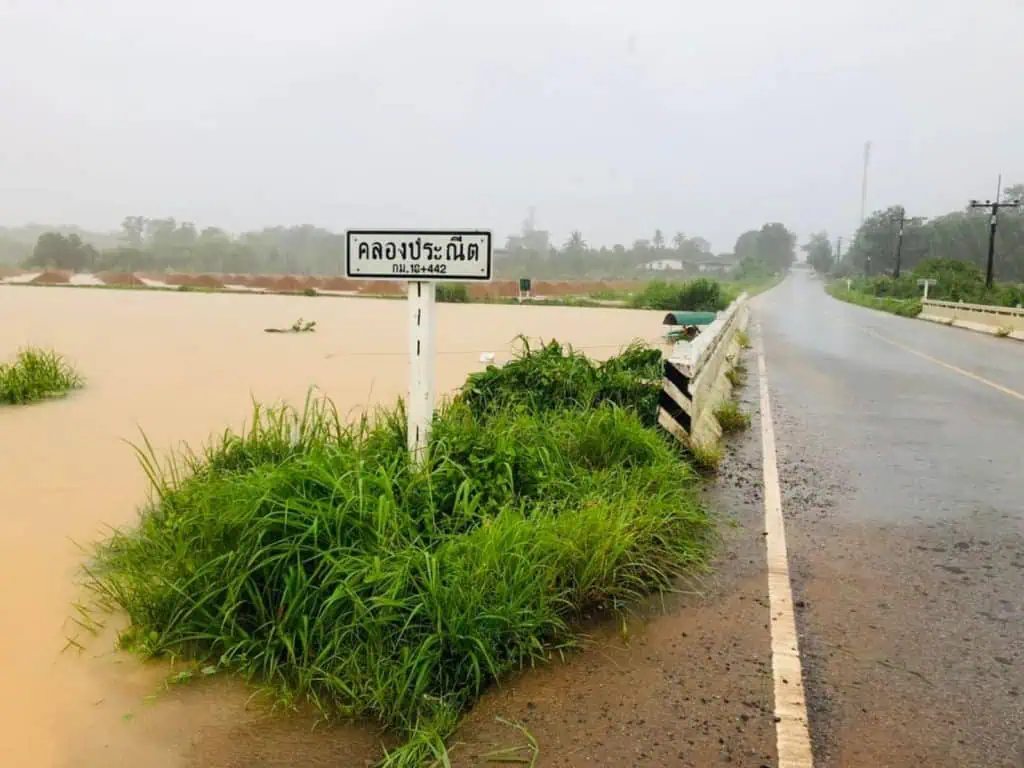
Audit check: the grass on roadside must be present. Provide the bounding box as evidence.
[83,342,711,767]
[714,401,750,433]
[460,337,663,427]
[687,442,723,473]
[826,284,922,317]
[0,347,84,405]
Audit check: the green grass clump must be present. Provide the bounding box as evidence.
[629,278,728,312]
[735,329,752,349]
[587,287,628,302]
[85,344,711,766]
[825,284,922,317]
[687,442,722,473]
[436,283,469,303]
[0,347,84,405]
[459,337,663,427]
[714,401,750,433]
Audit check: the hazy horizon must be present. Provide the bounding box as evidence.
[2,0,1023,251]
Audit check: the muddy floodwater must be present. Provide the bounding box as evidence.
[0,286,667,768]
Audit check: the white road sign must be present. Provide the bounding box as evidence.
[345,230,493,281]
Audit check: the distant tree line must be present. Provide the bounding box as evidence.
[820,183,1024,283]
[5,215,798,281]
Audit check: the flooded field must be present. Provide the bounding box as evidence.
[0,285,667,768]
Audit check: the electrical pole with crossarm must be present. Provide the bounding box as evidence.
[969,189,1022,289]
[892,207,906,278]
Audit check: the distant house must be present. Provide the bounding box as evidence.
[693,256,737,275]
[641,258,686,272]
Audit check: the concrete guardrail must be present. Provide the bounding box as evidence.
[658,293,750,448]
[919,299,1024,341]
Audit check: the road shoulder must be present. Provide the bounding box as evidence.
[451,361,779,767]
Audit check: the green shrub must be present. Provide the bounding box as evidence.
[826,284,922,317]
[629,278,727,312]
[688,442,722,473]
[436,283,469,303]
[459,337,663,426]
[84,345,712,766]
[0,347,84,405]
[714,401,750,433]
[846,260,1023,308]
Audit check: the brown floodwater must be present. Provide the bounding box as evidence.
[0,285,667,768]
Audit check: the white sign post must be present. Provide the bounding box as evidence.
[345,230,493,464]
[917,278,936,300]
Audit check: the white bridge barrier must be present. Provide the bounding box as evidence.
[919,299,1024,341]
[658,293,750,448]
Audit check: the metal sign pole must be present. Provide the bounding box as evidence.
[344,229,493,464]
[917,278,935,301]
[408,280,436,465]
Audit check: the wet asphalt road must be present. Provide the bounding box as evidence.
[753,272,1023,767]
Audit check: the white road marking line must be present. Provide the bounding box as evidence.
[821,302,1024,402]
[863,327,1024,402]
[757,330,815,767]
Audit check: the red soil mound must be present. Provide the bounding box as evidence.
[97,271,146,287]
[467,281,519,300]
[530,280,628,297]
[30,270,72,285]
[246,275,279,290]
[358,280,405,297]
[269,275,306,292]
[220,273,255,286]
[0,266,23,278]
[163,273,224,289]
[190,274,225,289]
[319,277,360,291]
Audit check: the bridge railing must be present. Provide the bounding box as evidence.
[658,293,750,448]
[920,299,1024,338]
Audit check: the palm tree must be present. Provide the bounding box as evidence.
[564,230,586,253]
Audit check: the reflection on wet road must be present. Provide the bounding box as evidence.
[754,273,1023,767]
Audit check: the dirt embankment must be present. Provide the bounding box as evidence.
[29,270,73,285]
[12,269,646,301]
[319,276,360,291]
[96,271,146,287]
[467,281,519,300]
[162,273,225,289]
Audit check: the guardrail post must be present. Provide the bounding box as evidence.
[657,293,749,448]
[658,358,693,445]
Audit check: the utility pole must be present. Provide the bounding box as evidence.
[969,178,1021,288]
[860,141,871,226]
[836,236,843,263]
[892,206,906,278]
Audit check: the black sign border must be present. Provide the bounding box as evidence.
[345,229,493,281]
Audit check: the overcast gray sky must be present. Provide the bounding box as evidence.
[1,0,1022,250]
